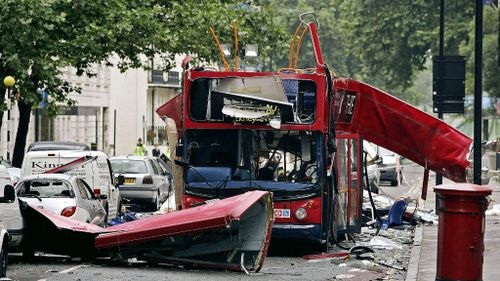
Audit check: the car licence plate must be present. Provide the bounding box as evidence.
[274,209,291,218]
[125,178,135,184]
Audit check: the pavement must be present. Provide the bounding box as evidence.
[406,180,500,281]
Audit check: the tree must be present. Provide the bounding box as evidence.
[0,0,286,167]
[460,5,500,111]
[261,0,359,76]
[336,0,474,100]
[260,0,475,104]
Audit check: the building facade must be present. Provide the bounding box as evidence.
[1,55,183,160]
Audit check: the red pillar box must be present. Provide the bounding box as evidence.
[434,183,491,281]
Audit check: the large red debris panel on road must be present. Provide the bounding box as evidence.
[96,190,273,272]
[21,191,273,273]
[333,78,471,182]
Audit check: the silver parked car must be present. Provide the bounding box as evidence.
[364,142,381,193]
[110,156,172,211]
[16,174,107,226]
[378,147,403,186]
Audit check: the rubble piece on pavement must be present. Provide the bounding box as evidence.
[108,211,139,226]
[380,199,407,230]
[334,273,356,279]
[413,209,439,224]
[303,252,349,261]
[368,236,403,250]
[330,223,413,280]
[363,190,440,228]
[486,203,500,216]
[157,192,177,214]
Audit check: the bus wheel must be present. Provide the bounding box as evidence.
[330,195,339,247]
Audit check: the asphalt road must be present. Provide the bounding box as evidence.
[6,249,386,281]
[5,164,425,281]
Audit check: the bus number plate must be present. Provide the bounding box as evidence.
[274,209,291,218]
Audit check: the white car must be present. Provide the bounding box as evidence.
[378,148,402,186]
[16,174,107,226]
[364,142,381,193]
[21,150,121,220]
[0,157,21,185]
[110,156,172,211]
[0,184,17,277]
[0,167,23,251]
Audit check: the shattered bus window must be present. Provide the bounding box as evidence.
[188,77,316,126]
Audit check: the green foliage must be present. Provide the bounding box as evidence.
[259,0,475,104]
[460,6,500,112]
[0,0,285,113]
[337,0,474,100]
[260,0,357,75]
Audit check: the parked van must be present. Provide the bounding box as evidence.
[26,141,90,152]
[21,150,121,220]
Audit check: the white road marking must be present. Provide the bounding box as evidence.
[58,264,86,274]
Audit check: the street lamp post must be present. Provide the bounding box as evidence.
[3,76,16,161]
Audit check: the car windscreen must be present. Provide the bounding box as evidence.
[110,160,148,174]
[18,180,74,198]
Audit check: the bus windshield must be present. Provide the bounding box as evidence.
[186,129,320,184]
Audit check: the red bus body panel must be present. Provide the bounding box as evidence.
[155,92,183,133]
[333,78,471,182]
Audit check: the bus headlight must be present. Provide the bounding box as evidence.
[295,208,307,220]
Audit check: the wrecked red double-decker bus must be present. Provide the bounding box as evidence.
[157,16,362,246]
[156,14,472,247]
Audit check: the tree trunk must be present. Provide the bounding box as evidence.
[12,100,32,168]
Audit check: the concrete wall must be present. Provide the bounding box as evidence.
[0,55,186,161]
[108,66,148,156]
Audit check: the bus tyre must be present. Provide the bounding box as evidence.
[330,195,338,245]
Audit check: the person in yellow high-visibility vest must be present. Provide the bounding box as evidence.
[133,138,146,156]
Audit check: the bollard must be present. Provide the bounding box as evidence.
[434,183,491,281]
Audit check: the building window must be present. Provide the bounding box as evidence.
[151,70,165,84]
[167,71,180,85]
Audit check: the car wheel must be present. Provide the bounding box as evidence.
[117,196,122,216]
[0,244,7,277]
[151,191,160,211]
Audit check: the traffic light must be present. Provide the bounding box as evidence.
[432,56,466,114]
